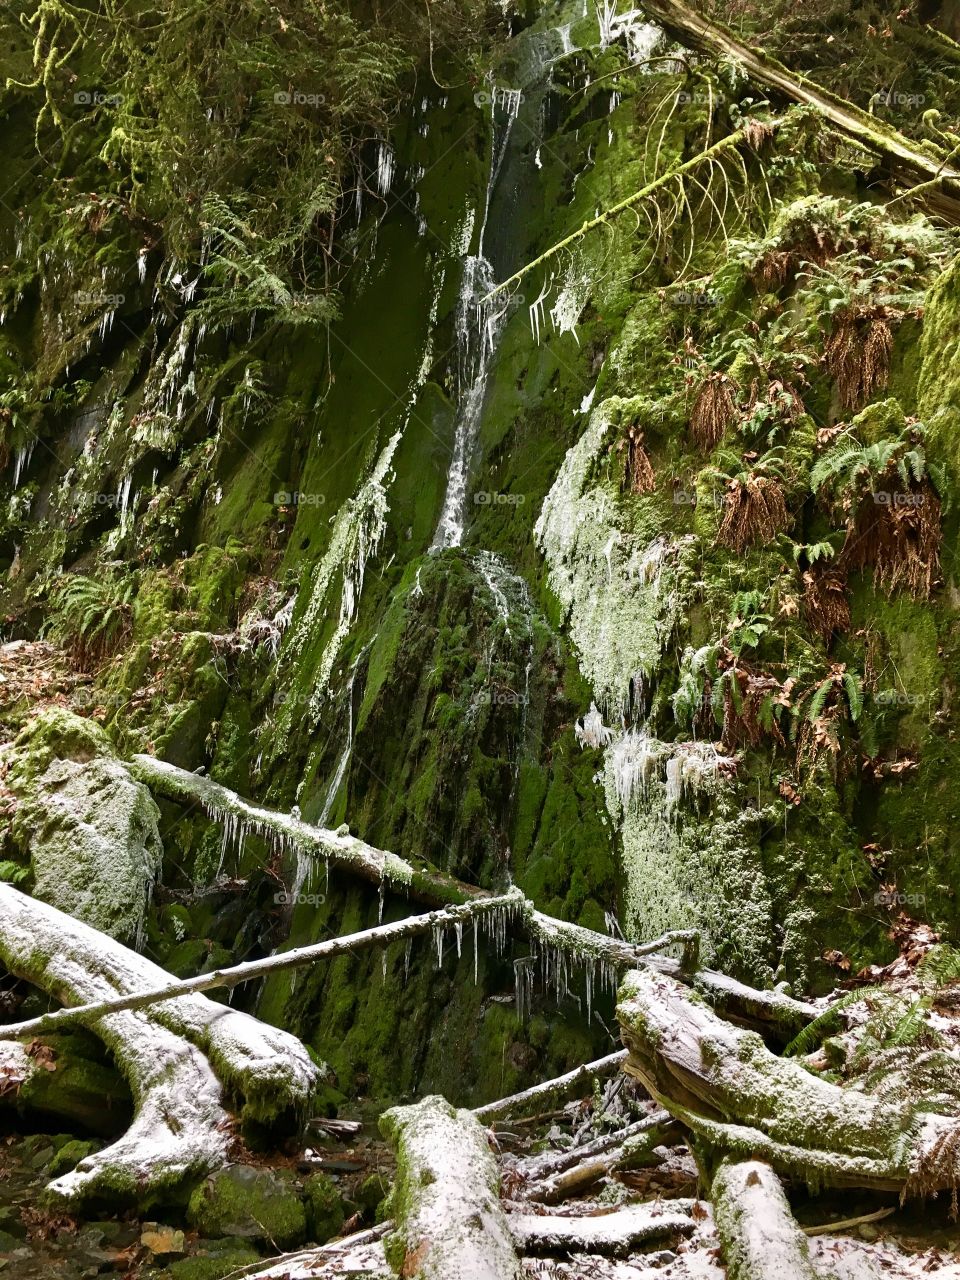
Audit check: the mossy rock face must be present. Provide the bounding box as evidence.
[302,1170,345,1243]
[186,1164,307,1248]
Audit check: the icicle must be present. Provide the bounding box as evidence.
[455,922,463,959]
[473,917,479,984]
[434,926,444,969]
[404,937,413,981]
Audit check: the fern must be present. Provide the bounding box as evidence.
[48,570,137,669]
[784,985,883,1057]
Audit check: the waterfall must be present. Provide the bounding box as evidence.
[431,18,579,552]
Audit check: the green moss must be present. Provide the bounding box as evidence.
[186,1165,307,1248]
[302,1171,345,1244]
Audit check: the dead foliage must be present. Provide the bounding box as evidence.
[741,117,777,152]
[752,225,841,291]
[801,566,850,643]
[718,665,789,751]
[717,473,790,551]
[690,372,737,451]
[840,479,941,599]
[824,306,894,411]
[620,424,656,494]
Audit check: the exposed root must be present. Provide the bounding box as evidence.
[0,885,320,1205]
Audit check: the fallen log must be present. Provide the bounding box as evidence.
[132,755,801,1027]
[473,1050,628,1122]
[0,884,319,1205]
[617,966,960,1197]
[379,1095,522,1280]
[513,1110,671,1182]
[508,1201,694,1256]
[712,1158,818,1280]
[637,0,960,223]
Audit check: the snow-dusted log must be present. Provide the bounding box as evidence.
[712,1159,818,1280]
[474,1049,628,1122]
[0,884,320,1204]
[0,895,518,1040]
[617,966,960,1196]
[380,1095,522,1280]
[508,1201,695,1256]
[240,1226,393,1279]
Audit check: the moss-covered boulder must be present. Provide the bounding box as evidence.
[186,1164,307,1248]
[1,1032,130,1136]
[9,711,162,942]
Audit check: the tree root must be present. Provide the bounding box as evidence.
[0,884,320,1205]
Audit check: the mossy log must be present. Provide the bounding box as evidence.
[617,967,960,1197]
[712,1158,818,1280]
[473,1049,628,1122]
[0,1033,131,1136]
[379,1095,522,1280]
[0,884,319,1205]
[0,895,518,1040]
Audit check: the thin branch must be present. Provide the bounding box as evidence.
[0,896,517,1040]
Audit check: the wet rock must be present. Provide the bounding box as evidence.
[186,1164,307,1248]
[160,1240,262,1280]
